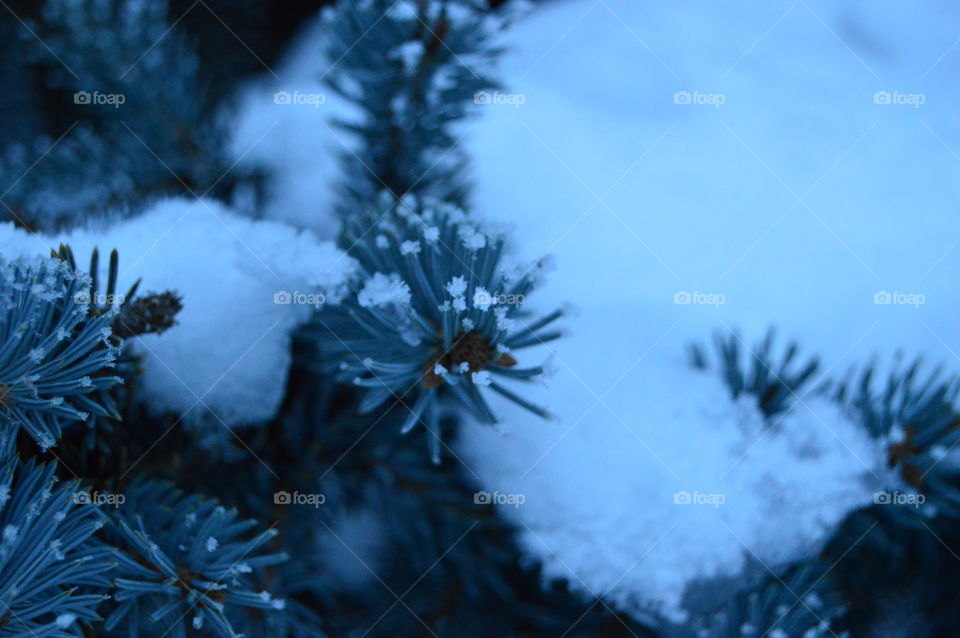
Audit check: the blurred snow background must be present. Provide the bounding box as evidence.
[232,0,960,627]
[232,12,359,237]
[467,0,960,360]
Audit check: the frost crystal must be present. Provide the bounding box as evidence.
[400,240,421,255]
[358,273,413,308]
[446,276,468,297]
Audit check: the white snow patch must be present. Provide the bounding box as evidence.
[358,272,412,308]
[229,13,362,236]
[0,197,355,427]
[457,303,889,623]
[467,0,960,363]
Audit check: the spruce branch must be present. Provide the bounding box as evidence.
[100,480,290,637]
[307,195,562,461]
[0,256,122,449]
[688,328,821,419]
[322,0,510,213]
[0,447,114,637]
[829,358,960,517]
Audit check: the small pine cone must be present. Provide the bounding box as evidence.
[113,291,183,339]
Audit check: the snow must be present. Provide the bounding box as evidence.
[471,370,493,386]
[458,225,487,250]
[229,12,362,236]
[451,0,960,626]
[399,240,421,256]
[466,0,960,362]
[458,305,892,623]
[445,275,468,298]
[0,197,355,428]
[357,272,412,308]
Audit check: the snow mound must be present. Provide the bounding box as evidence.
[1,197,356,427]
[457,303,889,623]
